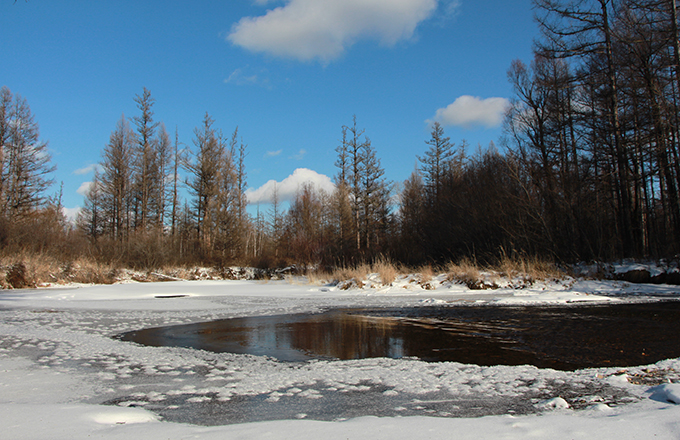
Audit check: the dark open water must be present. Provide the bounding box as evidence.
[118,301,680,370]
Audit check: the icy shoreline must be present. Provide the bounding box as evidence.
[2,278,680,438]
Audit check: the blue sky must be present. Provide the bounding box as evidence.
[1,0,536,218]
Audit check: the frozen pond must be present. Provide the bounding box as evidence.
[3,280,680,434]
[119,301,680,370]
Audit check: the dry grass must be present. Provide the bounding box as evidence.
[305,270,328,285]
[332,264,370,283]
[155,266,196,281]
[417,264,435,283]
[496,255,562,282]
[372,257,399,285]
[444,256,563,289]
[446,258,485,289]
[0,248,564,290]
[311,258,400,289]
[0,252,122,288]
[331,265,370,289]
[64,259,121,285]
[0,252,60,288]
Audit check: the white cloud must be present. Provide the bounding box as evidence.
[224,67,271,88]
[293,148,306,160]
[429,95,510,129]
[266,149,283,157]
[439,0,460,23]
[73,164,101,175]
[246,168,335,205]
[228,0,439,63]
[62,207,81,224]
[76,181,93,196]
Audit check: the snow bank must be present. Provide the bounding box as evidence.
[650,384,680,404]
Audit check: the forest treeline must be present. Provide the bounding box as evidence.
[2,0,680,271]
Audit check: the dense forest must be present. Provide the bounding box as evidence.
[2,0,680,272]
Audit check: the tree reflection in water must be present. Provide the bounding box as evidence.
[290,314,404,360]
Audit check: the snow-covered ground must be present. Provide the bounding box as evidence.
[2,276,680,439]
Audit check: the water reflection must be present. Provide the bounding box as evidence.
[124,312,411,362]
[290,314,406,360]
[118,302,680,370]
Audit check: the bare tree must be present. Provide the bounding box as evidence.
[534,0,635,254]
[185,113,222,251]
[283,183,329,264]
[170,126,184,239]
[153,123,173,229]
[0,87,55,220]
[0,87,12,209]
[418,122,455,204]
[359,137,390,253]
[398,167,426,264]
[345,116,367,252]
[332,116,391,259]
[268,182,283,259]
[131,87,159,231]
[77,171,104,242]
[333,125,355,261]
[229,127,249,258]
[100,114,135,241]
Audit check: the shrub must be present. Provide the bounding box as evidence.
[5,262,31,289]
